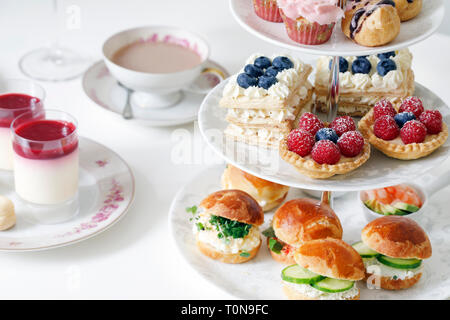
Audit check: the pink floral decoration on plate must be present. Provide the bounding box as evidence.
[96,160,108,167]
[57,179,124,238]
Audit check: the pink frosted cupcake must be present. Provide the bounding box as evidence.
[253,0,283,22]
[277,0,344,45]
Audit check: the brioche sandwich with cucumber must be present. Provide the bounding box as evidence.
[192,189,264,264]
[221,164,289,212]
[353,216,432,290]
[281,238,365,300]
[263,198,342,265]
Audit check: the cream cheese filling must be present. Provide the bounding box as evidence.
[363,257,423,280]
[193,212,260,254]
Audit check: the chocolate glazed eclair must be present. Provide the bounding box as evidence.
[341,0,401,47]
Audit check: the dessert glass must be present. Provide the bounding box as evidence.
[0,79,44,171]
[11,110,79,224]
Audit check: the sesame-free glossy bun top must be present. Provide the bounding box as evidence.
[294,238,365,281]
[362,216,432,259]
[200,189,264,226]
[272,198,343,246]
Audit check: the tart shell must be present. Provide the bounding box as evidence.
[358,108,449,160]
[279,137,371,179]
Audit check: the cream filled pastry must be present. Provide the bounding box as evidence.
[221,164,289,212]
[314,49,414,116]
[0,196,16,231]
[221,54,313,149]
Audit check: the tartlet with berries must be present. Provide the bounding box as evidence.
[280,113,371,179]
[358,97,448,160]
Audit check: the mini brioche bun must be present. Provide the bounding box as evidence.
[196,236,261,264]
[272,198,343,247]
[266,238,296,265]
[282,284,360,300]
[365,272,422,290]
[362,216,432,259]
[200,189,264,226]
[221,165,289,212]
[294,238,365,281]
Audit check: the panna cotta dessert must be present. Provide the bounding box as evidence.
[11,110,78,205]
[0,80,44,170]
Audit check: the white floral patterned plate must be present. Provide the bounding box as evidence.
[82,60,228,127]
[169,165,450,300]
[0,137,134,251]
[198,81,450,191]
[230,0,444,56]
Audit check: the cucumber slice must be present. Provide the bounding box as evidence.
[377,255,422,269]
[281,265,325,284]
[311,278,354,293]
[392,202,420,213]
[381,204,407,215]
[352,241,380,258]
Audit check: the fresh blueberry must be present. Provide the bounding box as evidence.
[377,59,397,76]
[378,51,396,60]
[254,56,272,69]
[258,75,278,89]
[272,56,294,71]
[265,66,280,77]
[237,73,258,89]
[351,57,372,74]
[315,128,339,144]
[244,64,264,78]
[328,57,349,72]
[394,112,416,128]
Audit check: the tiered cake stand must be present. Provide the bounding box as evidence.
[198,0,448,199]
[170,0,450,300]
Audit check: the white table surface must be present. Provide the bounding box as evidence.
[0,0,449,299]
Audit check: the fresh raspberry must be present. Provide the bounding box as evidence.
[399,97,424,118]
[311,140,341,165]
[337,131,365,157]
[373,115,400,140]
[419,110,443,134]
[286,129,315,157]
[400,120,427,144]
[373,99,396,121]
[329,116,356,136]
[297,112,324,136]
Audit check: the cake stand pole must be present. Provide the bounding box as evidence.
[321,190,334,208]
[326,55,340,122]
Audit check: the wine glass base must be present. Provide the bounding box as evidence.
[19,47,90,82]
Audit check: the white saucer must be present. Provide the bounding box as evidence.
[0,137,135,251]
[82,60,229,127]
[169,165,450,300]
[230,0,444,56]
[198,80,450,191]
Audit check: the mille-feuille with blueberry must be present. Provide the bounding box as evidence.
[314,49,414,117]
[220,54,313,149]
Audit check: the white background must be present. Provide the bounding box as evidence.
[0,0,449,299]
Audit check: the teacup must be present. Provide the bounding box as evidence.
[103,26,210,108]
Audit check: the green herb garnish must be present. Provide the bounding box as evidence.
[393,275,398,280]
[262,226,276,238]
[196,222,205,231]
[186,205,198,214]
[209,215,252,239]
[240,251,250,258]
[269,238,283,254]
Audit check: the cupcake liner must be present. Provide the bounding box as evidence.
[280,10,335,45]
[252,0,283,23]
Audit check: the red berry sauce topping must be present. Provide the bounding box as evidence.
[374,115,400,140]
[311,140,341,165]
[373,99,396,121]
[337,131,365,157]
[297,112,324,136]
[286,129,315,157]
[399,97,424,118]
[330,116,356,136]
[419,110,443,134]
[400,120,427,144]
